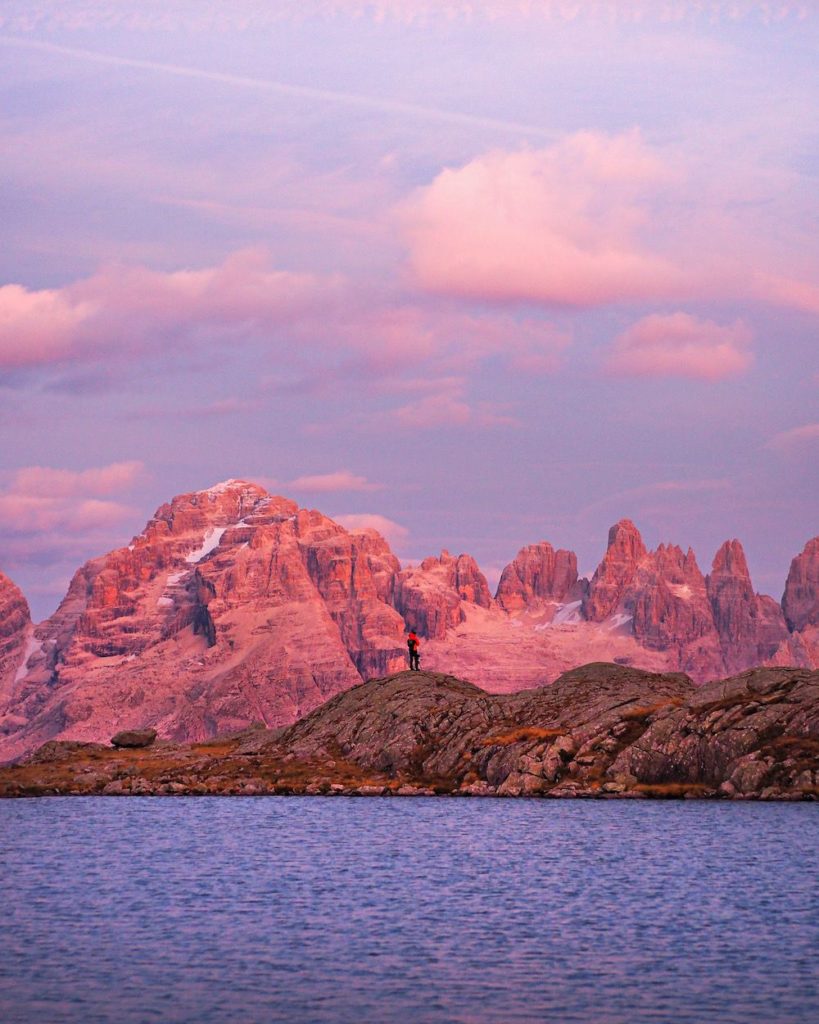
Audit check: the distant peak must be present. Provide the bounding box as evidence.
[203,479,266,496]
[711,539,750,578]
[606,519,646,557]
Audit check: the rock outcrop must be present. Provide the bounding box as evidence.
[111,728,157,749]
[3,664,816,801]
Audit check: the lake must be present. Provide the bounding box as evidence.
[1,798,817,1023]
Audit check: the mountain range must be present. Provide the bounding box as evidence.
[1,479,817,761]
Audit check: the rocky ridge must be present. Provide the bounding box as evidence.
[2,664,816,800]
[0,480,817,761]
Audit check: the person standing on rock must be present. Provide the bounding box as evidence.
[407,630,420,671]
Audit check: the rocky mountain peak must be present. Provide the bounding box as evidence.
[139,481,286,547]
[495,542,581,612]
[393,550,492,640]
[607,519,647,560]
[705,538,789,673]
[710,539,751,578]
[782,537,819,632]
[0,570,31,703]
[583,519,648,622]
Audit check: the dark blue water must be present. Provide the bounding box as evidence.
[1,798,817,1024]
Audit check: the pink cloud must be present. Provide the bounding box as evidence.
[0,247,570,392]
[753,274,819,316]
[332,513,409,549]
[401,132,819,317]
[604,313,753,380]
[0,493,134,535]
[402,131,685,307]
[765,422,819,453]
[74,248,329,326]
[394,387,472,428]
[0,461,143,545]
[318,307,570,379]
[0,249,334,369]
[325,306,440,368]
[0,283,97,367]
[392,380,518,429]
[286,471,383,492]
[10,461,145,498]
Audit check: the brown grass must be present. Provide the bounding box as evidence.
[479,726,564,748]
[621,698,684,720]
[190,741,240,756]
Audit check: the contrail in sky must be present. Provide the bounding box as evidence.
[0,35,557,141]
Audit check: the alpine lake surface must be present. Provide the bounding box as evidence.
[1,797,817,1024]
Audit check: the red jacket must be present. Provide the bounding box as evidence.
[407,632,419,649]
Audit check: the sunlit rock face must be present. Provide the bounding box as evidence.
[778,538,819,674]
[582,519,647,623]
[1,484,816,763]
[495,542,584,613]
[0,570,31,704]
[783,538,819,632]
[706,540,790,674]
[394,550,493,640]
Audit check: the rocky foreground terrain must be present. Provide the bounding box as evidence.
[1,480,817,763]
[2,663,816,801]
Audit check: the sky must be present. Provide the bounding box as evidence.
[0,0,817,620]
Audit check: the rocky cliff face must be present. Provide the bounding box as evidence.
[706,540,790,673]
[783,538,819,633]
[582,519,647,621]
[393,550,492,639]
[630,543,716,663]
[0,571,31,704]
[495,542,583,612]
[1,480,816,763]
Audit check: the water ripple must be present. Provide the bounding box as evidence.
[1,798,818,1023]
